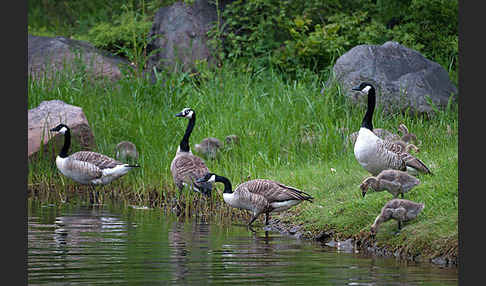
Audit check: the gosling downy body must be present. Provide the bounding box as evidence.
[197,173,313,231]
[393,123,420,153]
[371,199,425,235]
[397,123,418,145]
[170,108,213,196]
[360,169,420,198]
[352,83,432,176]
[115,141,139,163]
[50,124,139,185]
[194,137,222,160]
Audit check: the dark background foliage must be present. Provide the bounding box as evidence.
[28,0,458,83]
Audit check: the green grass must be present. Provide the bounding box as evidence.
[28,61,458,261]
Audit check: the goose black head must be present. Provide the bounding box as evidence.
[50,123,70,134]
[352,82,375,94]
[196,172,216,184]
[175,108,195,119]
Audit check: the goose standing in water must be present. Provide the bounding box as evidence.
[171,108,213,197]
[360,169,420,198]
[352,82,432,176]
[196,173,313,231]
[370,198,425,236]
[49,124,140,186]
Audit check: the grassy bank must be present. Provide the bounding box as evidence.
[28,63,458,263]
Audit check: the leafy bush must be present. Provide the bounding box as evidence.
[211,0,457,82]
[83,11,152,58]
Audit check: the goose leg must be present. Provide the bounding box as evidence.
[265,213,269,225]
[248,215,258,227]
[247,214,259,232]
[400,193,404,199]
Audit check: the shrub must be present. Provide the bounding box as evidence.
[210,0,457,82]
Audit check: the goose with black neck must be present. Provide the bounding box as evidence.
[352,82,432,176]
[197,173,313,232]
[170,108,213,197]
[49,123,140,186]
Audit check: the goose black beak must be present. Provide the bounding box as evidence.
[195,177,206,184]
[352,86,361,91]
[362,191,366,198]
[175,112,183,117]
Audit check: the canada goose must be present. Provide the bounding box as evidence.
[196,173,313,231]
[171,108,213,196]
[49,124,140,185]
[115,141,139,163]
[370,199,425,236]
[352,83,432,176]
[194,137,222,160]
[360,169,420,198]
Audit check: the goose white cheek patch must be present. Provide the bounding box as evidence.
[59,127,68,134]
[362,85,372,94]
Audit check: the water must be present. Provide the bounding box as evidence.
[28,198,458,285]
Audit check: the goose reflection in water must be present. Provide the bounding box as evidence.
[168,218,212,283]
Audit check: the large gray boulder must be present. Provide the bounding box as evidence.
[146,0,225,79]
[28,35,130,82]
[28,100,95,160]
[332,41,458,114]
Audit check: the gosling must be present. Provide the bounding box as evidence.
[370,198,425,236]
[115,141,139,163]
[194,137,222,160]
[360,169,420,198]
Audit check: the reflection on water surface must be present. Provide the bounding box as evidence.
[28,199,458,285]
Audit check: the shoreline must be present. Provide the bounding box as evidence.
[27,184,458,268]
[265,217,457,267]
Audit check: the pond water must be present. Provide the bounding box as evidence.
[28,197,458,285]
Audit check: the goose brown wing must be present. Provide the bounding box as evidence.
[403,155,432,174]
[391,147,432,174]
[171,154,210,187]
[63,156,103,180]
[70,151,124,170]
[381,140,431,174]
[245,179,313,202]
